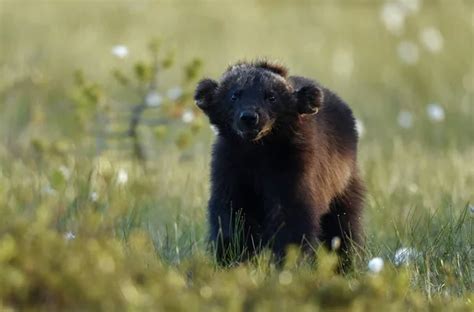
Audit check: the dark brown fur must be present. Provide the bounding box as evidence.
[194,61,365,268]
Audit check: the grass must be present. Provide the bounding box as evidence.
[0,0,473,310]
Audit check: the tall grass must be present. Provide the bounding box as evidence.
[0,0,472,310]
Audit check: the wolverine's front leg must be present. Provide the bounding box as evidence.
[261,174,324,262]
[208,169,262,265]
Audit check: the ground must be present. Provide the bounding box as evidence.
[0,0,472,310]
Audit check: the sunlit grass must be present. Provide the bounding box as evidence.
[0,0,472,310]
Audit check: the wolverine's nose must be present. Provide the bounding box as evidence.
[239,111,259,128]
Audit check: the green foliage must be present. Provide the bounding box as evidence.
[133,61,153,83]
[0,202,471,311]
[185,59,204,83]
[0,0,472,310]
[0,146,471,310]
[111,69,129,86]
[68,40,206,161]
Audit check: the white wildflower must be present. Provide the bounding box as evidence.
[42,184,56,196]
[90,191,99,202]
[167,86,183,101]
[116,168,129,185]
[331,49,354,79]
[397,41,419,65]
[398,0,422,14]
[468,204,474,217]
[355,119,365,138]
[111,45,129,59]
[64,231,76,241]
[420,27,444,53]
[397,111,413,128]
[279,270,293,285]
[210,125,219,135]
[380,2,406,35]
[331,236,341,251]
[59,165,70,179]
[426,103,445,122]
[368,257,384,273]
[145,91,163,107]
[394,247,420,266]
[181,109,195,123]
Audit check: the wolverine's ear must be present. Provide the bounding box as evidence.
[194,79,218,111]
[289,76,324,115]
[294,83,323,115]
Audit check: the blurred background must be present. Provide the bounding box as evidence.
[1,0,472,155]
[0,1,473,306]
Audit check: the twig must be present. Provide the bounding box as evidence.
[127,54,160,164]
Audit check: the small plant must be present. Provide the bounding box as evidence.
[72,40,204,164]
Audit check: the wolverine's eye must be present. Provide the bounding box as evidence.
[266,93,276,103]
[231,91,240,102]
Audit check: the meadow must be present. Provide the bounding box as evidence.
[0,0,472,310]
